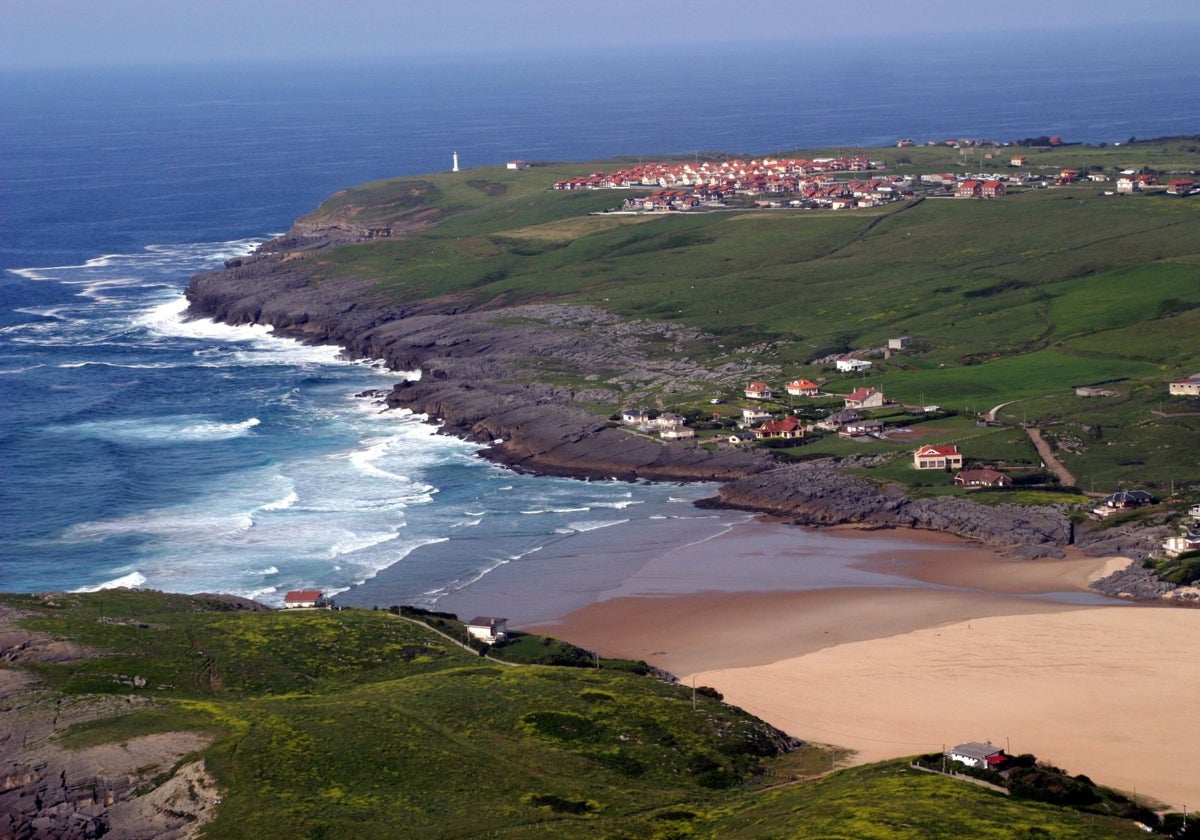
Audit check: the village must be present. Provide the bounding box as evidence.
[546,146,1198,212]
[616,340,1200,565]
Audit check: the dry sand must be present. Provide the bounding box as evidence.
[525,523,1200,809]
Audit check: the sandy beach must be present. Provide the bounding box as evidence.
[516,521,1200,810]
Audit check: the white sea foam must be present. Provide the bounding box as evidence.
[58,361,180,370]
[593,499,645,510]
[59,415,260,443]
[244,566,280,576]
[260,490,299,511]
[326,530,402,559]
[556,518,630,534]
[73,571,148,592]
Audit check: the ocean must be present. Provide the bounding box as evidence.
[1,30,1196,606]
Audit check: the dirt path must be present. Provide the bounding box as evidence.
[1025,427,1076,487]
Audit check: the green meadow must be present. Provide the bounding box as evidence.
[2,591,1155,839]
[298,139,1200,493]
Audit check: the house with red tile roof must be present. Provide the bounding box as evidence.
[754,415,803,440]
[785,378,821,397]
[283,590,325,609]
[956,180,982,198]
[745,381,773,400]
[981,180,1006,197]
[913,444,963,470]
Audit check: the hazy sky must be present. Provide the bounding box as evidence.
[3,0,1199,68]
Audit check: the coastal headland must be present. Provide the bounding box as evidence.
[179,146,1200,810]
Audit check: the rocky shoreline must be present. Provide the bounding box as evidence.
[184,230,1176,598]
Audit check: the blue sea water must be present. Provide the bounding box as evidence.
[1,31,1196,604]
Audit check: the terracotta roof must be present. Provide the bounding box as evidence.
[916,445,959,457]
[284,590,323,603]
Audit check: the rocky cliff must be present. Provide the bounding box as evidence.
[187,232,1084,554]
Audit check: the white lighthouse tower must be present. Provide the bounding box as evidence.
[452,151,459,173]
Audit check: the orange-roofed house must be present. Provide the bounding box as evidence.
[981,180,1006,197]
[745,381,774,400]
[956,180,982,198]
[283,590,324,609]
[754,415,803,440]
[913,445,963,470]
[786,378,821,397]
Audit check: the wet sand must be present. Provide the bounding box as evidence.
[514,521,1200,809]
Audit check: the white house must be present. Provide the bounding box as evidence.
[506,160,529,170]
[652,412,686,429]
[888,336,911,350]
[785,378,821,397]
[1169,374,1200,397]
[913,444,963,470]
[946,742,1006,770]
[466,616,508,644]
[621,408,650,425]
[745,381,773,400]
[660,425,695,440]
[740,407,772,427]
[835,356,872,373]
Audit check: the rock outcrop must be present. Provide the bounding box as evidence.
[704,459,1073,550]
[184,227,1150,559]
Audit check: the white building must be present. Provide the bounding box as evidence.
[835,356,872,373]
[466,616,508,644]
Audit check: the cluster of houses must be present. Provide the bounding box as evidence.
[553,155,883,192]
[548,149,1195,213]
[1162,503,1200,558]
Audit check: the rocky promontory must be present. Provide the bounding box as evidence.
[185,224,1125,559]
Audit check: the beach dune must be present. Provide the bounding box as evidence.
[521,522,1200,809]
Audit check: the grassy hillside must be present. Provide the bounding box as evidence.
[292,139,1200,494]
[2,591,1156,839]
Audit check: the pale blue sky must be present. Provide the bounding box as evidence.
[3,0,1199,68]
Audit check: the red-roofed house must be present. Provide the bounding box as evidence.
[954,468,1012,488]
[981,180,1006,198]
[1168,179,1195,196]
[283,590,324,609]
[786,378,821,397]
[844,387,885,410]
[745,381,773,400]
[754,415,803,440]
[956,180,982,198]
[913,445,963,470]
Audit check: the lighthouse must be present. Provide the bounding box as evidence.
[452,151,459,173]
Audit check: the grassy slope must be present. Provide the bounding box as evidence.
[293,139,1200,492]
[3,591,1148,839]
